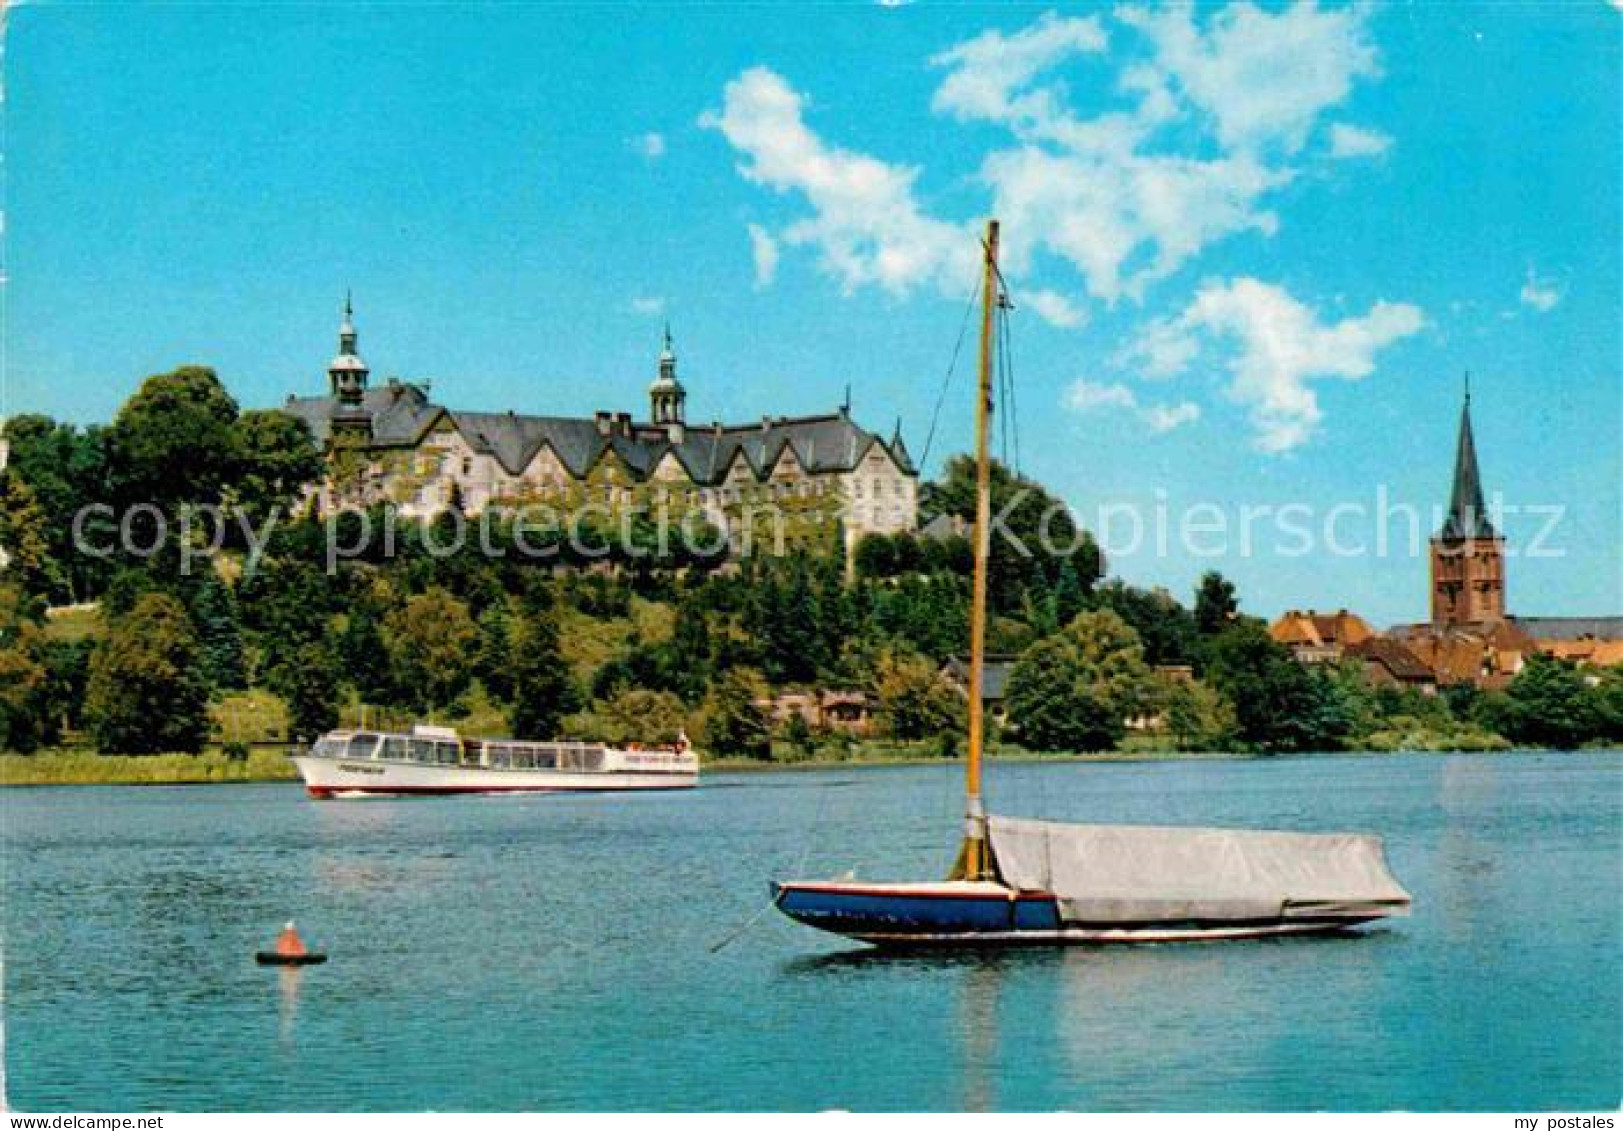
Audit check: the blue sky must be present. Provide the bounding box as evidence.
[4,2,1619,625]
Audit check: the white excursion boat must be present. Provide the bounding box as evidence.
[292,724,699,799]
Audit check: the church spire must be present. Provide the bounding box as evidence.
[1439,375,1494,540]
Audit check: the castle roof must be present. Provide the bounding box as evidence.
[281,385,911,486]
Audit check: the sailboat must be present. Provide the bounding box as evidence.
[772,220,1413,946]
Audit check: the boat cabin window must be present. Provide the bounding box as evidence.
[432,741,458,765]
[488,744,513,769]
[407,739,435,763]
[512,746,535,770]
[346,733,381,759]
[312,736,346,758]
[381,736,411,762]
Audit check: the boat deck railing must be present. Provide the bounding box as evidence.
[302,731,690,773]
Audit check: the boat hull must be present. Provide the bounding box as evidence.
[291,755,697,798]
[773,880,1384,947]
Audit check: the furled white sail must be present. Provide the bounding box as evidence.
[988,817,1413,924]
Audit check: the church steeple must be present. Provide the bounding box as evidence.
[1439,376,1494,540]
[1430,376,1505,627]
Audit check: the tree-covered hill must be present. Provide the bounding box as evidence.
[1,366,1618,759]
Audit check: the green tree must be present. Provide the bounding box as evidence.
[40,637,93,738]
[1092,580,1199,666]
[872,648,965,743]
[1157,676,1238,751]
[237,556,337,684]
[853,533,897,579]
[0,587,52,753]
[474,603,516,703]
[1194,571,1239,636]
[109,366,242,511]
[656,600,714,703]
[85,592,210,754]
[3,416,114,601]
[570,688,688,744]
[755,556,826,683]
[191,573,246,690]
[509,595,579,740]
[338,602,395,705]
[701,667,772,759]
[1590,667,1623,743]
[233,409,323,521]
[278,641,342,741]
[383,587,478,712]
[926,455,1104,617]
[1005,609,1154,752]
[0,472,65,599]
[1202,619,1342,752]
[0,645,49,753]
[1498,655,1602,747]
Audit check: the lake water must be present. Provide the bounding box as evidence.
[2,751,1619,1111]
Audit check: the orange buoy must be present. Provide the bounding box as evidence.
[276,921,308,957]
[257,920,327,966]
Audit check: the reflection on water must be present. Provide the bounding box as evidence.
[2,751,1619,1111]
[276,968,302,1050]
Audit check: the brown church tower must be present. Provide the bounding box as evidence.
[1430,383,1505,627]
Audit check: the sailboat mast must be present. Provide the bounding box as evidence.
[954,218,999,882]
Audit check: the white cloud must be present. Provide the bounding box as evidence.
[629,132,667,160]
[1118,2,1381,156]
[1064,379,1138,412]
[931,12,1110,136]
[1062,380,1200,436]
[630,296,666,316]
[707,6,1390,320]
[1328,122,1392,159]
[699,67,976,297]
[1519,267,1562,312]
[1126,277,1425,453]
[983,144,1287,303]
[1025,288,1087,328]
[1144,401,1201,432]
[926,4,1377,304]
[747,223,780,288]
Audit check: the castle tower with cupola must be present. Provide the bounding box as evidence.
[648,325,687,439]
[328,293,372,441]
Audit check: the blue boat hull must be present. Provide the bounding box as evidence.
[772,880,1377,947]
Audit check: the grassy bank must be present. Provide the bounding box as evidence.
[0,747,301,786]
[5,735,1601,787]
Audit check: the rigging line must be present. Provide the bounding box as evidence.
[918,279,982,473]
[708,888,786,954]
[993,311,1006,464]
[993,302,1009,470]
[1000,302,1022,477]
[713,767,835,954]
